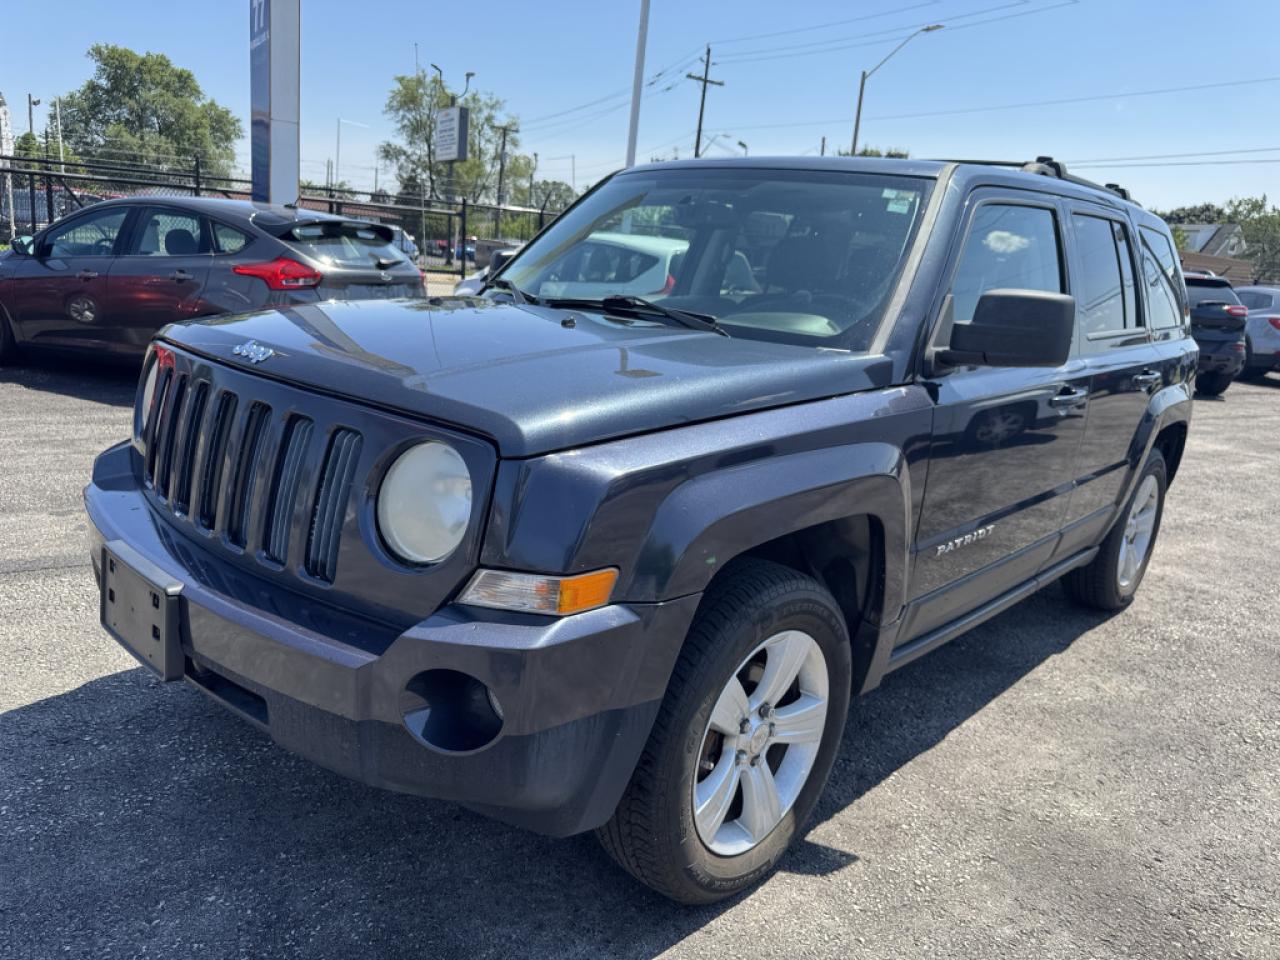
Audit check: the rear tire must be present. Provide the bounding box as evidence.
[597,559,852,904]
[1195,371,1231,396]
[1064,449,1167,611]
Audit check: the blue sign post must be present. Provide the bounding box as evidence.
[250,0,300,204]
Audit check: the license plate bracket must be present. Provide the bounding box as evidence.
[101,540,184,681]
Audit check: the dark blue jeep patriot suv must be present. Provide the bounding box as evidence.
[86,156,1196,903]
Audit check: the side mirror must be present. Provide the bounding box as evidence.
[490,249,516,274]
[937,289,1075,368]
[10,236,33,256]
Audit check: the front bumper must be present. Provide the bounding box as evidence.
[86,441,700,837]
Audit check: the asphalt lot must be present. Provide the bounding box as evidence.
[1,355,1277,960]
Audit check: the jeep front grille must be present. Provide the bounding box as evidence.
[135,345,495,619]
[143,375,361,584]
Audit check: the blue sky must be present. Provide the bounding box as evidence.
[3,0,1277,209]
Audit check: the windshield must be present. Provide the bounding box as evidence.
[1185,281,1241,307]
[501,167,933,350]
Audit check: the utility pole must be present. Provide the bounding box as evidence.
[530,151,537,206]
[53,98,64,170]
[820,136,826,157]
[26,94,39,234]
[686,46,723,159]
[625,0,651,167]
[494,124,513,236]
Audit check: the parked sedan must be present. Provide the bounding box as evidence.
[0,197,425,363]
[1234,285,1280,379]
[1183,273,1247,396]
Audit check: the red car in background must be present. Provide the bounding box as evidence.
[0,197,424,363]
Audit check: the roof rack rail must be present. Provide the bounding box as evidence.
[932,155,1139,206]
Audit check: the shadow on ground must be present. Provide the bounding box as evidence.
[1,587,1109,959]
[0,353,139,407]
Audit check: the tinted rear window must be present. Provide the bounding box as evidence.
[282,222,409,268]
[1185,280,1241,306]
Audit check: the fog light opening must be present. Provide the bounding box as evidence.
[402,669,503,753]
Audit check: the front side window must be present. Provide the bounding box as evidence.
[1072,214,1137,335]
[502,168,933,350]
[949,203,1062,325]
[43,207,130,258]
[132,208,208,256]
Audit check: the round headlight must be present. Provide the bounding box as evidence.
[377,441,473,564]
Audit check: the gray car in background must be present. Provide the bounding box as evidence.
[1233,285,1280,379]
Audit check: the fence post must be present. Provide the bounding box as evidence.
[193,157,202,197]
[459,199,468,281]
[28,165,38,235]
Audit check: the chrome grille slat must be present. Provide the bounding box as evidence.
[264,417,314,564]
[306,429,362,582]
[154,375,189,500]
[144,368,174,483]
[196,392,238,530]
[171,381,210,515]
[227,403,272,549]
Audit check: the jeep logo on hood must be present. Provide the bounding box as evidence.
[232,340,275,364]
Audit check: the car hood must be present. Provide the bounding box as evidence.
[162,298,892,456]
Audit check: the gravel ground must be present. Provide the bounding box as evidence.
[1,356,1277,960]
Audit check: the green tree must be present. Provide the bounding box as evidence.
[57,44,242,176]
[378,73,567,209]
[1155,202,1226,225]
[835,145,910,158]
[1224,195,1280,283]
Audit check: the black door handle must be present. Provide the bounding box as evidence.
[1049,389,1089,409]
[76,269,98,280]
[1132,371,1162,389]
[169,270,192,282]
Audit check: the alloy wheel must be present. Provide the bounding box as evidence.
[1117,474,1159,590]
[692,629,829,856]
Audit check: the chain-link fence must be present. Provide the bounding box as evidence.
[0,154,566,277]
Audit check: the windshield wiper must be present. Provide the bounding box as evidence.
[481,276,539,305]
[545,295,729,337]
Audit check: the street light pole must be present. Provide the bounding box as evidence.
[334,117,368,189]
[850,24,943,156]
[625,0,651,168]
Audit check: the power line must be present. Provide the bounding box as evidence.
[1074,158,1280,169]
[1070,146,1280,163]
[716,75,1280,132]
[716,0,1028,62]
[715,0,1076,65]
[711,0,942,46]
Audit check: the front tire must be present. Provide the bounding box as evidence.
[597,559,852,904]
[1196,371,1232,396]
[1064,449,1167,611]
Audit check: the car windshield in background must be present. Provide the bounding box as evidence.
[1185,281,1241,306]
[282,222,409,268]
[501,168,933,350]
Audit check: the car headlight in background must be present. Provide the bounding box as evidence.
[376,441,473,564]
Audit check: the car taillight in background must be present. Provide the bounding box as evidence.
[1226,305,1248,318]
[232,257,323,290]
[1267,316,1280,332]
